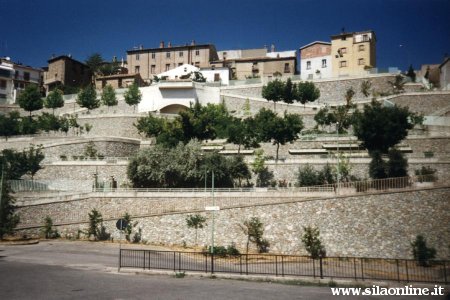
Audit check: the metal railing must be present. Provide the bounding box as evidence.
[119,249,449,284]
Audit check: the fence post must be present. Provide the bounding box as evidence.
[240,255,242,275]
[173,252,176,272]
[246,254,248,275]
[405,260,409,283]
[396,259,400,282]
[313,258,316,278]
[353,258,357,281]
[119,249,122,271]
[361,259,364,281]
[275,256,278,276]
[281,256,284,277]
[143,251,146,270]
[148,251,151,269]
[319,257,324,279]
[444,261,448,284]
[205,252,208,273]
[178,252,181,272]
[211,252,214,274]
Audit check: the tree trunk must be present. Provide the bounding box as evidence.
[276,143,280,162]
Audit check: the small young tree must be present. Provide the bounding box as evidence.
[297,164,320,186]
[186,214,207,245]
[296,81,320,109]
[17,84,43,118]
[101,84,117,111]
[38,112,61,132]
[344,87,355,107]
[0,177,20,240]
[301,226,326,259]
[23,145,45,180]
[77,85,99,111]
[83,141,98,158]
[406,65,416,83]
[44,89,64,114]
[124,83,142,112]
[388,75,406,94]
[251,149,274,187]
[411,235,436,267]
[42,216,59,239]
[240,217,269,253]
[0,111,20,141]
[360,80,372,97]
[262,79,284,110]
[122,212,138,242]
[88,209,103,240]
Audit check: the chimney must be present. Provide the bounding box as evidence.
[160,41,165,48]
[271,44,275,53]
[168,41,172,48]
[191,40,196,46]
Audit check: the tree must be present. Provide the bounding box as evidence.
[17,84,43,118]
[134,113,166,138]
[353,100,414,154]
[85,53,104,84]
[122,212,138,242]
[360,80,372,97]
[228,155,251,187]
[23,145,45,180]
[301,226,326,259]
[42,216,59,239]
[411,235,436,267]
[296,81,320,108]
[186,214,207,245]
[77,85,99,111]
[388,75,406,94]
[240,217,269,254]
[88,209,103,240]
[283,78,294,104]
[251,149,274,187]
[297,164,320,186]
[0,111,20,140]
[124,83,142,112]
[344,87,355,107]
[226,117,260,153]
[254,109,303,161]
[101,84,118,110]
[38,112,61,132]
[369,151,387,179]
[387,148,408,178]
[262,79,284,110]
[314,107,336,131]
[0,179,20,240]
[406,65,416,83]
[44,89,64,114]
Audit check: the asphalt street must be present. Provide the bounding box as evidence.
[0,240,446,299]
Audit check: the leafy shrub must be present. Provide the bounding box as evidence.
[41,216,59,239]
[411,235,436,267]
[302,226,326,259]
[415,166,437,182]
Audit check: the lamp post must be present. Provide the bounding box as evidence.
[210,170,215,256]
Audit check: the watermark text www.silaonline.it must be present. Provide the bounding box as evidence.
[330,285,446,296]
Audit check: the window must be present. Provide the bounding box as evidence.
[136,53,140,60]
[358,58,365,65]
[214,73,220,82]
[322,59,327,68]
[0,79,6,89]
[341,36,346,41]
[151,65,155,73]
[135,66,140,73]
[14,70,19,79]
[284,63,290,73]
[195,50,200,56]
[359,45,365,51]
[151,52,156,59]
[165,64,170,71]
[166,52,171,58]
[24,72,30,81]
[306,61,311,70]
[308,74,313,80]
[362,34,369,42]
[340,47,347,54]
[339,61,347,68]
[179,52,183,57]
[178,63,183,67]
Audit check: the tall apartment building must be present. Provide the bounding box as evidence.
[0,57,43,104]
[126,41,218,83]
[331,30,376,77]
[43,55,91,94]
[212,46,297,80]
[300,41,332,80]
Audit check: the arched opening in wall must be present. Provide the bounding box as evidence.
[159,104,189,114]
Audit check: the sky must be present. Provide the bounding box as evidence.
[1,0,449,72]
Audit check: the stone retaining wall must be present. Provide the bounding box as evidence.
[15,187,450,259]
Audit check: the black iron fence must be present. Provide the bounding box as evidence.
[119,249,448,284]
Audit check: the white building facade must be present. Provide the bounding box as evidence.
[300,41,332,80]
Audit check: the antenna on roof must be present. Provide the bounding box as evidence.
[341,27,346,34]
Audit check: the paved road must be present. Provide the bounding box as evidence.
[0,241,447,299]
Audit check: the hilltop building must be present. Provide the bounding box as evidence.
[43,55,91,94]
[299,41,332,80]
[0,57,43,104]
[212,46,297,80]
[126,41,219,84]
[330,30,376,77]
